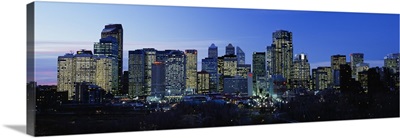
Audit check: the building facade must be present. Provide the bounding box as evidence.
[292,53,310,90]
[202,57,218,92]
[236,46,245,65]
[197,71,210,94]
[208,43,218,58]
[350,53,364,79]
[270,30,293,88]
[225,43,235,55]
[101,24,123,93]
[185,50,198,93]
[165,50,186,95]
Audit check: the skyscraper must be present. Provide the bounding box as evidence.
[331,54,346,89]
[237,64,251,78]
[208,43,218,58]
[101,24,123,94]
[236,46,245,65]
[197,71,210,94]
[93,36,118,58]
[128,48,156,97]
[355,63,369,81]
[151,61,166,95]
[252,52,266,95]
[315,67,332,90]
[270,30,293,88]
[202,57,218,93]
[128,49,144,97]
[57,50,97,100]
[292,53,310,90]
[165,50,186,95]
[223,55,238,77]
[384,53,400,73]
[185,49,198,93]
[225,43,235,55]
[122,71,129,95]
[95,55,118,94]
[57,53,75,100]
[350,53,364,79]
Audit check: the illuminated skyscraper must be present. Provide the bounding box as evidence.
[292,53,310,89]
[226,43,235,55]
[208,43,218,58]
[350,53,364,79]
[93,36,118,58]
[223,55,238,77]
[128,48,156,96]
[101,24,123,93]
[165,50,186,95]
[197,71,210,94]
[57,53,75,100]
[237,64,251,78]
[128,49,145,97]
[331,55,346,89]
[355,63,369,81]
[270,30,293,88]
[384,53,400,73]
[57,50,97,100]
[236,46,245,65]
[202,57,218,92]
[95,55,118,94]
[185,49,198,93]
[315,67,332,90]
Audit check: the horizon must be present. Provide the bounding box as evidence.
[34,2,399,85]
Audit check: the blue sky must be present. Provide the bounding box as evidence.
[34,2,399,85]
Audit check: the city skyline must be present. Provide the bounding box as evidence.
[34,2,399,85]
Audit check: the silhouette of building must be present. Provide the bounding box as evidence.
[74,82,105,104]
[252,52,266,95]
[121,71,129,95]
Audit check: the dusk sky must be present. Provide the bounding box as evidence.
[34,1,399,85]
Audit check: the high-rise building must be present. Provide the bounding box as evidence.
[208,43,218,58]
[151,61,166,95]
[95,55,118,94]
[350,53,364,78]
[216,55,238,93]
[310,69,317,91]
[165,50,186,95]
[315,67,332,90]
[57,53,75,100]
[384,53,400,73]
[185,50,198,93]
[202,57,218,92]
[223,55,238,77]
[236,46,245,65]
[292,53,310,89]
[128,48,157,96]
[143,48,157,95]
[58,50,99,100]
[156,50,174,62]
[237,64,251,78]
[101,24,123,94]
[331,54,346,88]
[93,36,118,58]
[265,46,273,79]
[355,63,369,81]
[339,64,353,92]
[252,52,266,94]
[128,49,145,97]
[225,43,235,55]
[197,70,210,94]
[270,30,293,88]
